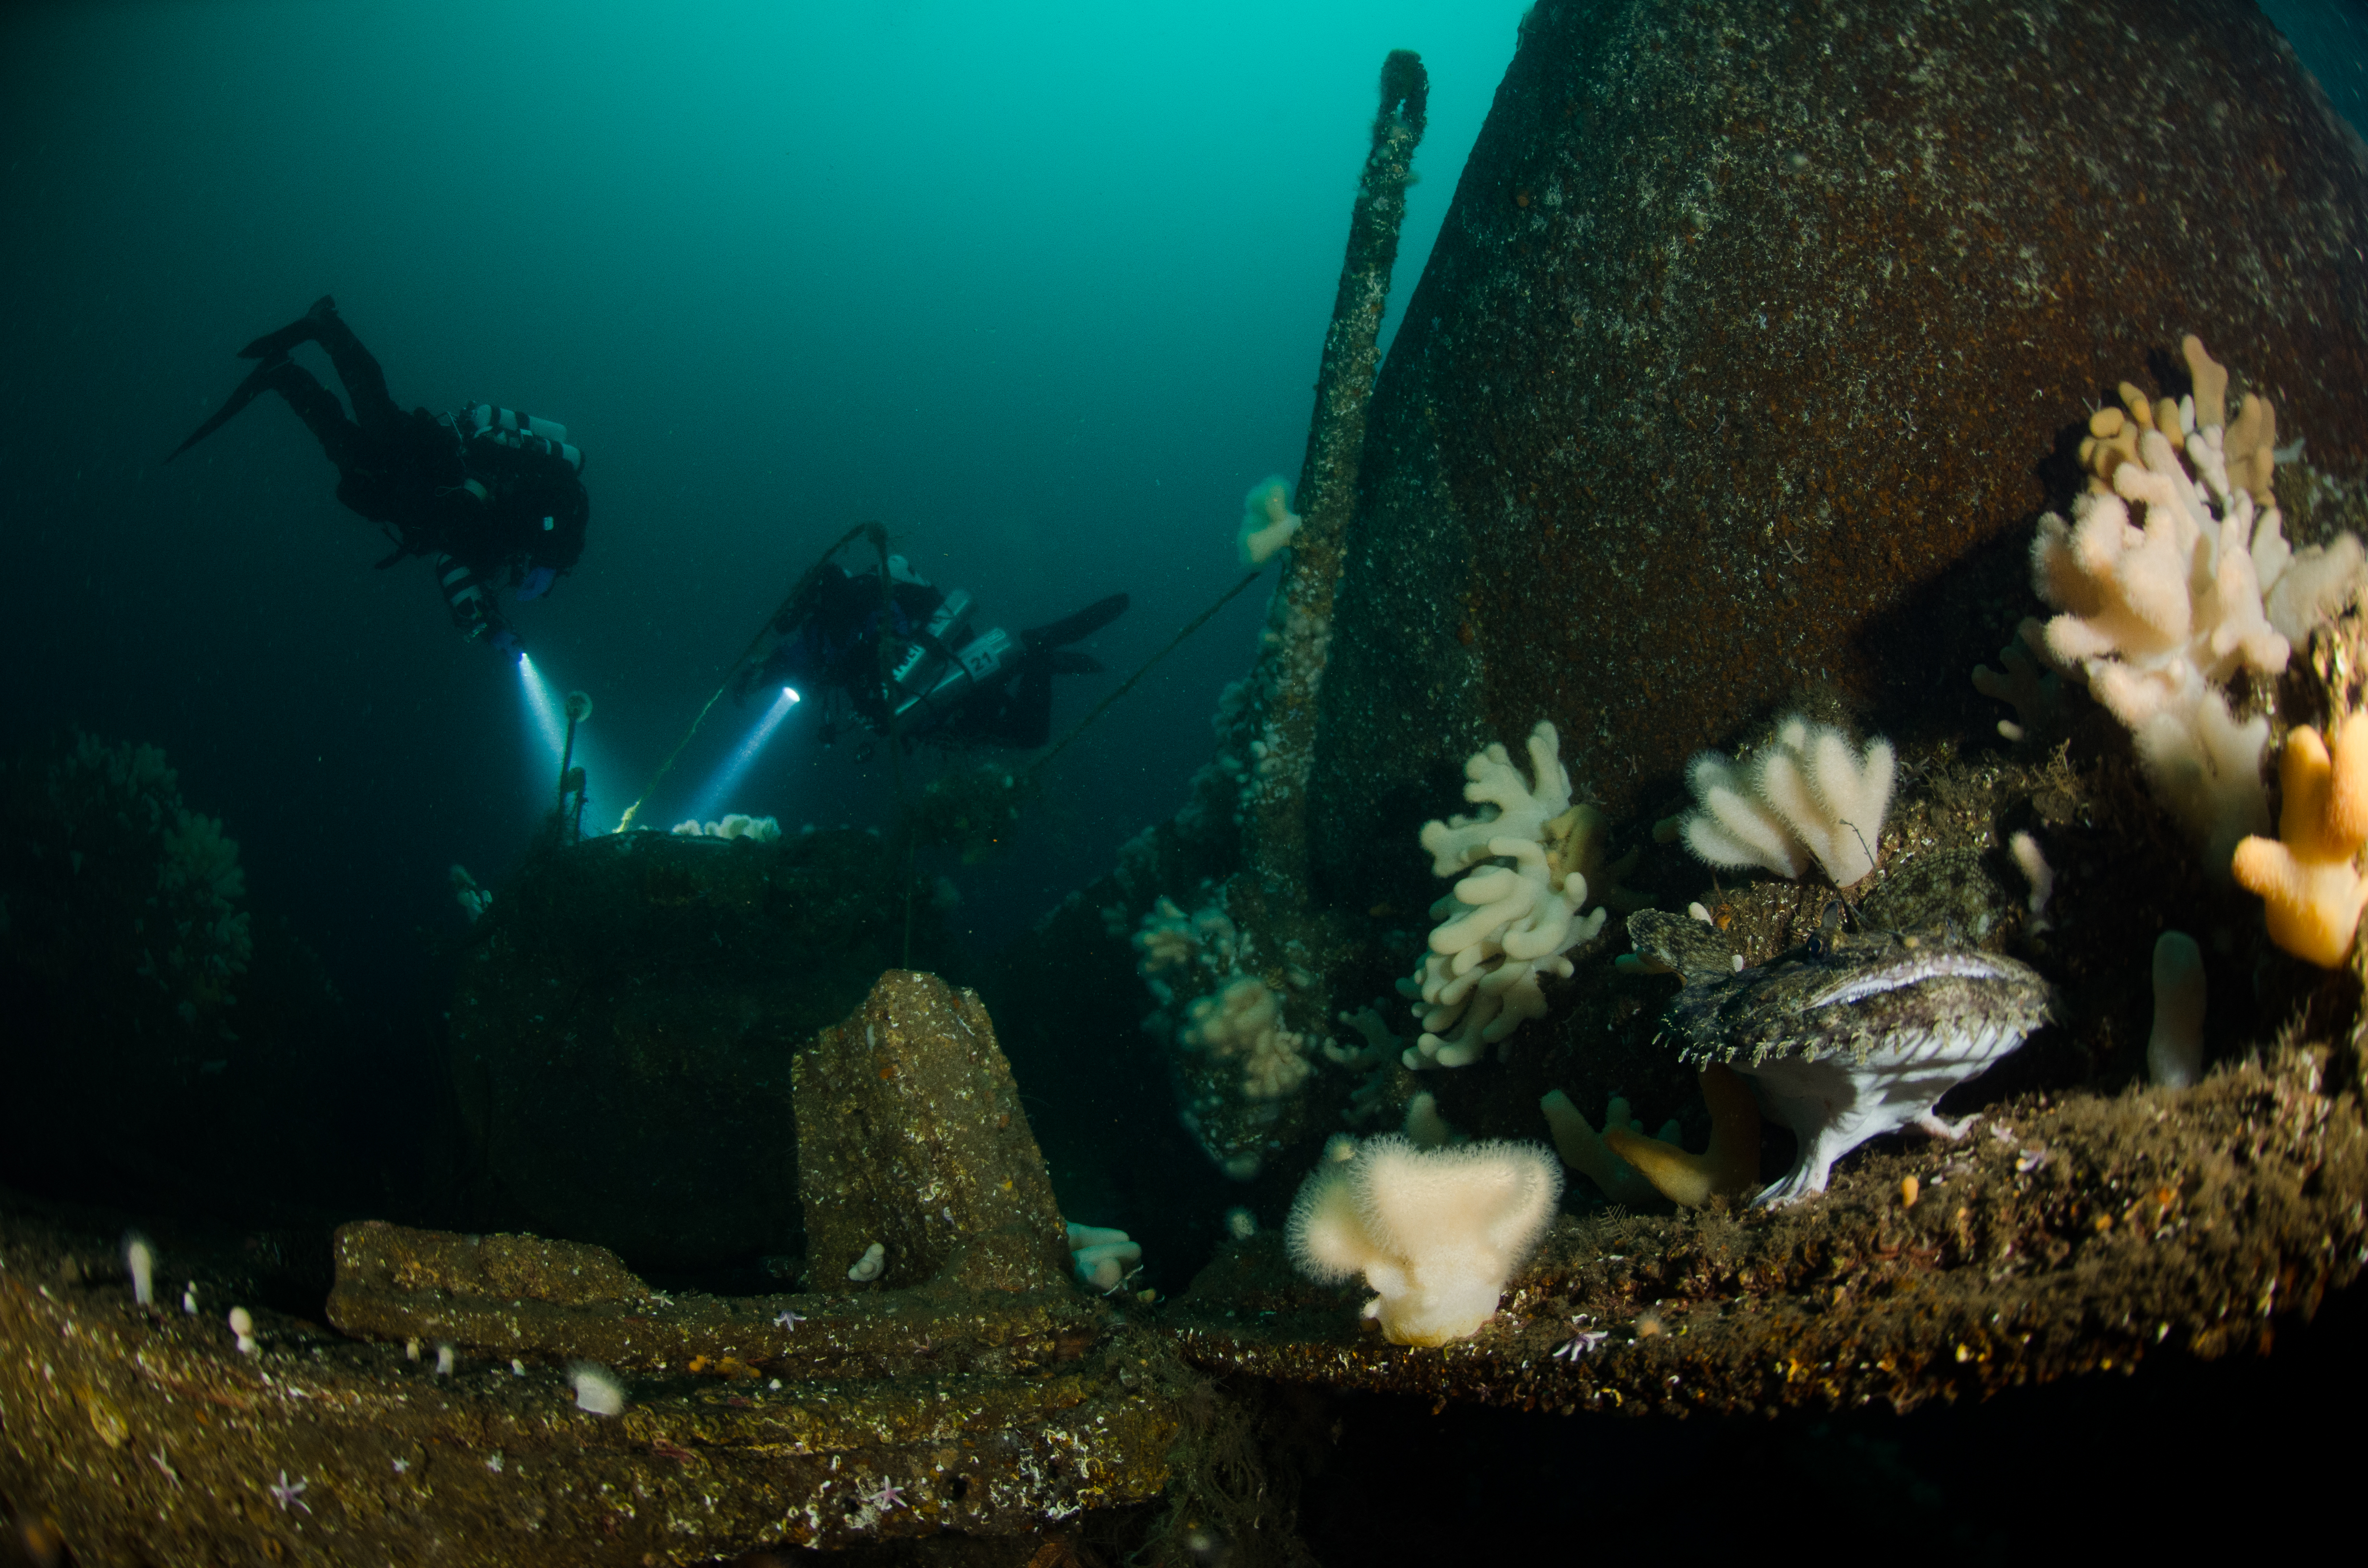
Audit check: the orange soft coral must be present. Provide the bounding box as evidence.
[2232,720,2368,967]
[1600,1065,1763,1206]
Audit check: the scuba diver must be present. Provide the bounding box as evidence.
[732,555,1127,751]
[166,296,588,653]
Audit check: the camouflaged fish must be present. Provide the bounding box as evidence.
[1626,908,2054,1206]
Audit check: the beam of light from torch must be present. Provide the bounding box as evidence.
[686,686,800,827]
[517,654,626,834]
[518,653,567,761]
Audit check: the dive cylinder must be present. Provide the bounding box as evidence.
[892,627,1016,725]
[889,589,974,694]
[463,403,583,472]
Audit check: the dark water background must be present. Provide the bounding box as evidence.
[0,0,1529,1020]
[4,0,2364,1010]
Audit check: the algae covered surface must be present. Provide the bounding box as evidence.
[0,1208,1181,1564]
[1168,1046,2368,1415]
[0,966,1184,1564]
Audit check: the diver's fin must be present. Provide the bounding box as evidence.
[163,358,284,463]
[1043,650,1104,675]
[1022,592,1129,650]
[236,294,338,361]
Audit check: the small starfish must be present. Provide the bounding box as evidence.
[1552,1318,1609,1361]
[774,1309,804,1330]
[869,1478,905,1511]
[267,1469,311,1513]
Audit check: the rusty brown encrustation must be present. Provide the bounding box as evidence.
[0,970,1181,1563]
[1306,0,2368,917]
[791,970,1075,1296]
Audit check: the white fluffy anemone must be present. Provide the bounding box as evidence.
[1285,1135,1561,1346]
[1680,715,1895,887]
[1399,722,1608,1068]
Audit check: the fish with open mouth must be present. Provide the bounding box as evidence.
[1627,907,2055,1205]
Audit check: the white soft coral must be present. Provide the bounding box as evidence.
[1399,723,1607,1069]
[1181,976,1311,1099]
[1680,715,1895,887]
[2027,340,2365,867]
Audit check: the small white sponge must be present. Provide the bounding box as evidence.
[569,1360,628,1416]
[1285,1134,1561,1346]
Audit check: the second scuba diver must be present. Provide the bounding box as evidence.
[732,555,1128,751]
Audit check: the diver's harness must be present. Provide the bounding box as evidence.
[372,404,584,635]
[375,404,584,560]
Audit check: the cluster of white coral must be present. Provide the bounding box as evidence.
[1398,722,1607,1069]
[669,814,782,841]
[1971,635,2060,743]
[1320,1001,1400,1123]
[1180,975,1312,1099]
[1131,894,1240,1007]
[1324,1002,1400,1069]
[1679,715,1895,887]
[2015,336,2365,866]
[1064,1222,1143,1292]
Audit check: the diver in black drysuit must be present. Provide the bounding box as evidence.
[166,296,588,653]
[733,557,1127,750]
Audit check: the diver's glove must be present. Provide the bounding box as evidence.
[450,596,517,656]
[451,597,491,639]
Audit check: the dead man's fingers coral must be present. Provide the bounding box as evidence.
[2232,719,2368,968]
[2024,335,2368,870]
[1597,1065,1762,1207]
[1679,715,1894,887]
[1235,476,1301,567]
[1404,722,1606,1065]
[1538,1089,1661,1206]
